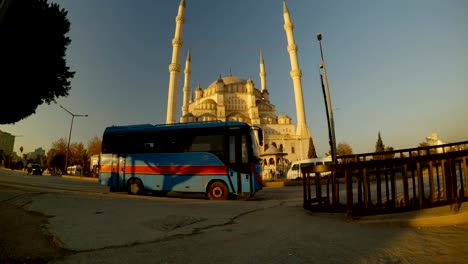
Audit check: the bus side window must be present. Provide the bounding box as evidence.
[229,135,236,163]
[190,135,213,152]
[144,143,154,152]
[241,135,248,164]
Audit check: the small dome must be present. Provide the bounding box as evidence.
[264,145,280,154]
[260,145,287,157]
[182,112,195,117]
[195,99,217,110]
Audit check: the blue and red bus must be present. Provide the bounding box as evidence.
[98,121,263,200]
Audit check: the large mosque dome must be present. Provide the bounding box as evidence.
[207,76,245,88]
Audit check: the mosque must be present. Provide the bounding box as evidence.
[164,0,317,179]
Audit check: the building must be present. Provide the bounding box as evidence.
[165,0,316,176]
[27,147,46,160]
[426,133,447,153]
[0,130,15,156]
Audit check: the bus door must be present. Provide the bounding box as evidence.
[117,155,127,191]
[110,154,126,191]
[228,133,253,196]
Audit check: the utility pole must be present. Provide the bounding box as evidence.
[60,105,88,173]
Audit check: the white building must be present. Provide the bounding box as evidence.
[165,0,317,171]
[426,133,446,153]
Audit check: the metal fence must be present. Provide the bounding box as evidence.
[302,141,468,217]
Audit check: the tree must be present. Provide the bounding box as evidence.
[87,136,102,156]
[19,146,24,165]
[47,138,67,170]
[307,137,317,158]
[373,132,386,160]
[69,142,85,166]
[418,142,430,148]
[385,146,395,159]
[336,142,353,156]
[0,0,75,124]
[47,148,65,170]
[325,142,353,157]
[50,138,67,154]
[375,132,385,153]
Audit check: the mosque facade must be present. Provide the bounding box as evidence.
[165,0,316,178]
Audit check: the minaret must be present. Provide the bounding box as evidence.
[181,48,191,116]
[282,0,310,137]
[166,0,186,124]
[259,50,267,92]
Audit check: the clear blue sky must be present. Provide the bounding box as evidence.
[2,0,467,156]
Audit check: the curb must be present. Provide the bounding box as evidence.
[264,181,285,188]
[61,175,99,182]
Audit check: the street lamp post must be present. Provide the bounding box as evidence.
[60,105,88,173]
[317,33,338,204]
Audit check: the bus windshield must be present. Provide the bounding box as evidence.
[250,130,260,159]
[99,121,263,200]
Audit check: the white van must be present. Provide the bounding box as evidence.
[286,157,332,179]
[66,165,83,176]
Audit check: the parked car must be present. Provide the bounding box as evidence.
[27,164,43,175]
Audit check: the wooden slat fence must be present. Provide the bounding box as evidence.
[302,141,468,217]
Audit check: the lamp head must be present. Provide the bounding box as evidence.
[316,33,322,41]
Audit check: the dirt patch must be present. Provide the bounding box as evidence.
[0,203,71,263]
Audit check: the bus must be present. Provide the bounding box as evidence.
[98,121,263,200]
[286,156,332,180]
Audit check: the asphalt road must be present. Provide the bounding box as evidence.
[1,169,468,264]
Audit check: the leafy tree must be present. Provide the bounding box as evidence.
[307,137,317,158]
[47,148,65,170]
[0,0,74,124]
[418,142,430,148]
[325,142,353,157]
[69,142,85,166]
[51,138,67,154]
[417,141,438,154]
[384,146,395,159]
[87,136,102,156]
[336,142,353,156]
[47,138,67,170]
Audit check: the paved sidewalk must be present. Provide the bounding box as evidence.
[32,170,468,228]
[351,202,468,227]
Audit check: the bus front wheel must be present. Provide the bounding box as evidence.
[207,181,228,200]
[127,178,143,195]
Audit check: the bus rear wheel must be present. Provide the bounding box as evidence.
[127,178,143,195]
[207,181,228,200]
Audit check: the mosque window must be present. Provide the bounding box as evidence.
[291,146,295,154]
